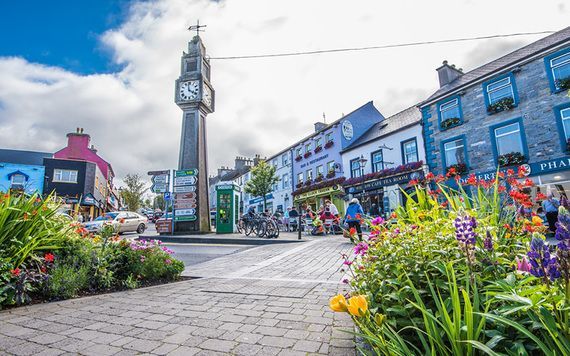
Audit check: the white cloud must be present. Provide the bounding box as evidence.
[0,0,568,183]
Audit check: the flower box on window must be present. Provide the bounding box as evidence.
[498,152,527,167]
[440,117,461,130]
[295,155,302,162]
[315,174,324,182]
[446,163,467,177]
[304,179,312,186]
[303,152,312,159]
[566,138,570,153]
[556,77,570,90]
[487,97,515,114]
[314,146,323,153]
[324,140,334,149]
[296,182,303,189]
[326,170,336,179]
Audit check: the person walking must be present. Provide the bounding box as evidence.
[345,198,364,242]
[283,207,291,232]
[542,192,560,232]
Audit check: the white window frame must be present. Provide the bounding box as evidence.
[10,174,26,187]
[487,77,514,104]
[297,172,303,183]
[315,137,322,148]
[272,159,278,168]
[327,161,335,173]
[444,139,465,167]
[53,169,78,183]
[325,132,333,143]
[296,148,302,157]
[316,165,324,176]
[372,150,384,172]
[551,52,570,89]
[561,108,570,140]
[281,154,288,166]
[350,159,361,178]
[402,140,418,164]
[305,143,312,153]
[440,98,460,120]
[494,122,523,156]
[282,174,289,189]
[306,169,313,181]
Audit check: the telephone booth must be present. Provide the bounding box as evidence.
[215,183,241,234]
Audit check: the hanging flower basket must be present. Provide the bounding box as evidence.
[303,152,312,159]
[324,141,334,149]
[326,170,336,179]
[487,97,515,114]
[295,155,302,162]
[556,77,570,90]
[304,179,312,186]
[315,174,324,182]
[446,163,467,177]
[498,152,527,167]
[441,117,461,130]
[314,146,323,153]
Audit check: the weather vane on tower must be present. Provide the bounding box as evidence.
[188,20,207,37]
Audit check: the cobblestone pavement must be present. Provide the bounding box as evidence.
[0,236,356,355]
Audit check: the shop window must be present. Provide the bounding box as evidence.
[53,169,78,183]
[282,174,289,189]
[442,136,468,172]
[545,48,570,92]
[306,169,313,181]
[401,138,419,164]
[350,158,361,178]
[305,143,312,153]
[371,150,384,172]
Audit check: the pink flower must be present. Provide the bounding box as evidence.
[354,242,368,256]
[342,278,349,284]
[343,260,353,266]
[371,216,384,225]
[140,255,146,263]
[516,257,531,273]
[165,259,172,265]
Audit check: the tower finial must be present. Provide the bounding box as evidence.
[188,19,207,37]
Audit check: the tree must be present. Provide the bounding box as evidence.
[120,174,148,212]
[153,194,165,210]
[244,161,279,211]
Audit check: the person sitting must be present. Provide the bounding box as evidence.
[288,207,299,231]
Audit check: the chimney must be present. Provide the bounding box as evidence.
[436,60,464,87]
[66,128,91,150]
[314,122,327,132]
[89,145,97,153]
[234,156,251,170]
[253,154,265,166]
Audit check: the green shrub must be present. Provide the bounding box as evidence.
[46,263,89,299]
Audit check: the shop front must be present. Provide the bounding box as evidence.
[345,170,424,217]
[293,184,345,215]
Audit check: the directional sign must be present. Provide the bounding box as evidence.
[174,176,197,186]
[175,169,198,177]
[151,183,168,193]
[175,198,196,204]
[174,202,197,209]
[173,185,197,193]
[152,175,168,184]
[175,216,197,222]
[174,192,196,200]
[148,170,170,176]
[175,208,196,216]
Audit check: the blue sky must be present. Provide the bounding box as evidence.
[0,0,131,74]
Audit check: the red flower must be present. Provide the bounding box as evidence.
[466,174,477,185]
[425,172,435,181]
[506,169,515,177]
[441,201,449,208]
[355,214,361,220]
[497,172,505,179]
[390,212,397,219]
[517,165,529,178]
[524,178,534,187]
[349,227,357,236]
[23,213,29,220]
[435,174,445,183]
[10,268,21,277]
[40,266,47,273]
[44,253,55,263]
[536,192,547,200]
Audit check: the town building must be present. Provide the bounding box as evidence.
[420,26,570,196]
[340,106,426,216]
[263,148,294,214]
[209,156,254,213]
[291,101,385,214]
[0,149,52,195]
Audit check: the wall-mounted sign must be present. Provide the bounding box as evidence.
[348,171,423,194]
[342,120,354,140]
[249,194,273,205]
[299,154,329,169]
[294,185,344,200]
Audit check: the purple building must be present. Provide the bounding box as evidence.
[292,101,384,213]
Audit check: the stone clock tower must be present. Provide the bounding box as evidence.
[174,34,215,233]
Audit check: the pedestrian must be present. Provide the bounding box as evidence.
[325,199,339,217]
[76,214,84,223]
[283,207,291,232]
[345,198,364,242]
[289,207,299,231]
[542,192,560,232]
[370,203,380,217]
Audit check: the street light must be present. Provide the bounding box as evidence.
[358,155,368,178]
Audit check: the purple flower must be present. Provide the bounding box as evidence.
[342,278,349,284]
[516,256,532,273]
[354,242,368,256]
[555,212,570,251]
[527,238,560,281]
[371,216,384,225]
[165,259,172,265]
[561,195,570,209]
[454,214,477,245]
[483,230,494,251]
[343,260,353,266]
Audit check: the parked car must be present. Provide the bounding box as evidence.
[83,211,147,234]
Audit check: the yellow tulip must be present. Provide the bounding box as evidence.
[329,294,348,312]
[532,216,543,226]
[347,295,368,317]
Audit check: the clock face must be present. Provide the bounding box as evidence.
[203,86,212,107]
[180,80,199,101]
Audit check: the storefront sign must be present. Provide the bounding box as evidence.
[295,185,343,200]
[348,171,423,194]
[342,120,353,140]
[249,194,273,205]
[300,154,329,169]
[216,184,236,191]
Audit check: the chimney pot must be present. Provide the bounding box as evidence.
[436,61,464,88]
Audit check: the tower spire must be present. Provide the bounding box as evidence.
[188,20,207,37]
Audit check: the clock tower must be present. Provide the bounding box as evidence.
[174,33,215,233]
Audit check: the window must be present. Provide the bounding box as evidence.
[401,139,419,164]
[316,165,324,177]
[273,182,278,191]
[371,150,384,172]
[306,169,313,181]
[325,132,333,143]
[315,137,322,148]
[486,76,515,105]
[350,159,361,178]
[10,174,26,189]
[282,174,289,189]
[305,143,312,153]
[438,96,462,129]
[296,148,302,157]
[282,153,288,166]
[297,172,303,184]
[327,161,335,173]
[550,52,570,90]
[186,58,197,72]
[443,138,467,168]
[53,169,78,183]
[493,122,524,156]
[272,159,278,168]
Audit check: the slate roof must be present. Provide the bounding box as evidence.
[341,106,421,153]
[422,26,570,105]
[0,149,52,166]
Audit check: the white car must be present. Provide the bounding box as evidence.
[84,211,147,234]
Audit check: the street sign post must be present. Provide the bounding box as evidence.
[147,170,170,176]
[172,169,199,231]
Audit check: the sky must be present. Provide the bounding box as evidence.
[0,0,568,184]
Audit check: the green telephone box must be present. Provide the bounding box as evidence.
[215,183,241,234]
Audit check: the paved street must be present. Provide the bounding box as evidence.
[0,236,355,355]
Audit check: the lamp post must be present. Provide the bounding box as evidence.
[358,155,368,203]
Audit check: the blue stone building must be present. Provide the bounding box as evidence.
[0,149,52,195]
[420,27,570,192]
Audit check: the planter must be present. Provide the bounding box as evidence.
[315,174,324,183]
[303,152,312,159]
[556,77,570,90]
[487,97,515,114]
[292,177,347,196]
[326,171,336,179]
[296,182,303,189]
[324,141,334,149]
[304,179,312,186]
[498,152,527,167]
[343,161,424,186]
[314,146,323,154]
[295,155,302,162]
[440,117,461,130]
[446,163,467,176]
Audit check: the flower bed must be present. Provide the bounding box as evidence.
[343,161,423,186]
[487,97,515,114]
[330,168,570,355]
[292,177,346,196]
[498,151,527,167]
[0,192,184,309]
[440,117,461,130]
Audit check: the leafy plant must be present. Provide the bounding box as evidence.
[244,160,280,211]
[487,97,515,114]
[45,263,90,299]
[498,152,526,167]
[556,76,570,90]
[441,117,461,129]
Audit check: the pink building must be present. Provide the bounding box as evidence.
[54,128,115,183]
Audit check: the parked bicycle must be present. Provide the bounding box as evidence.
[238,213,279,238]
